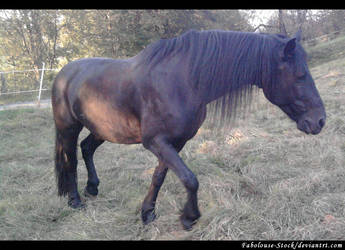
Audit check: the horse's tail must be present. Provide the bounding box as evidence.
[54,129,70,197]
[52,67,80,197]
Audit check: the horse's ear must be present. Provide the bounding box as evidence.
[295,29,302,42]
[283,38,296,58]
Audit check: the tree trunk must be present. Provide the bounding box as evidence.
[279,10,288,36]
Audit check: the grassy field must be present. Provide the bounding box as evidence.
[0,57,345,240]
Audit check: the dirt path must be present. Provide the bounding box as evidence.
[0,99,51,111]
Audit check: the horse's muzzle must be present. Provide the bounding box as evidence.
[297,108,326,135]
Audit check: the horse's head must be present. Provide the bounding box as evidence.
[262,30,326,135]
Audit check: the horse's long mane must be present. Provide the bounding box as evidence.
[137,30,282,124]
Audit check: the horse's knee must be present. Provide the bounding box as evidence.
[182,172,199,193]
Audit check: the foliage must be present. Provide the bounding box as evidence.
[0,10,250,93]
[0,9,343,94]
[58,10,251,60]
[264,10,345,40]
[0,10,61,71]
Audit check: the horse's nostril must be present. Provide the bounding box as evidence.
[319,118,326,128]
[304,119,311,131]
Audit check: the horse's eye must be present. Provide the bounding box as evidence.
[299,75,306,80]
[297,73,306,81]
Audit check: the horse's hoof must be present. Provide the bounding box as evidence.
[84,187,98,200]
[180,213,200,231]
[141,209,157,225]
[68,198,86,209]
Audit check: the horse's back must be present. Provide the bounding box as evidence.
[53,58,116,100]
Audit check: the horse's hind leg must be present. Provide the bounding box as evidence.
[80,133,104,198]
[55,123,83,208]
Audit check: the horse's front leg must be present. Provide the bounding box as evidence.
[141,140,187,225]
[143,135,200,230]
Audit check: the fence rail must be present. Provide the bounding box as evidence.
[0,88,49,95]
[0,62,59,108]
[0,68,59,74]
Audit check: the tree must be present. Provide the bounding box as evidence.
[278,10,288,35]
[0,10,63,76]
[0,10,66,93]
[260,10,345,41]
[0,9,253,92]
[0,9,252,69]
[59,10,252,60]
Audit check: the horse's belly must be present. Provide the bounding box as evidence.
[81,99,142,144]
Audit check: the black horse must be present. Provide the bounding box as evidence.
[52,29,326,230]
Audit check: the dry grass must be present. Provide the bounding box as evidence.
[0,57,345,240]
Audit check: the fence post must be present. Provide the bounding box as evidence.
[37,62,45,107]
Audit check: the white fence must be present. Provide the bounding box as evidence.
[0,63,59,108]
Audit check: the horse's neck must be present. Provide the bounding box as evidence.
[203,88,227,104]
[199,79,260,105]
[193,57,265,105]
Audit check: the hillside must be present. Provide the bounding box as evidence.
[305,34,345,67]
